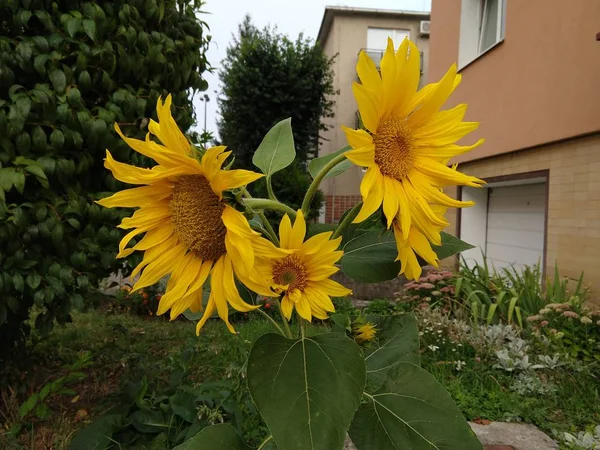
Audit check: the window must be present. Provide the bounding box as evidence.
[459,0,506,68]
[365,28,410,67]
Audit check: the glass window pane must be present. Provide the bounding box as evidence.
[367,28,393,50]
[480,0,499,52]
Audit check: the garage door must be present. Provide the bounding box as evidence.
[485,183,546,271]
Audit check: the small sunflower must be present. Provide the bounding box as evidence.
[98,95,278,334]
[343,38,484,240]
[257,210,352,322]
[353,323,377,343]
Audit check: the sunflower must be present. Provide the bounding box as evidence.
[98,95,279,334]
[256,210,352,322]
[343,38,485,241]
[353,322,377,343]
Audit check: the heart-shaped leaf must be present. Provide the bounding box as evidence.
[364,314,420,391]
[349,363,483,450]
[248,332,366,450]
[341,230,400,283]
[252,118,295,176]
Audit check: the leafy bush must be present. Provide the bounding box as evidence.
[400,270,456,312]
[110,285,164,317]
[363,299,409,316]
[0,0,209,358]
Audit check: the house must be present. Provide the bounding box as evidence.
[316,6,431,223]
[430,0,600,292]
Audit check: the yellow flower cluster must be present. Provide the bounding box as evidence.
[99,95,349,334]
[99,38,483,333]
[344,38,484,280]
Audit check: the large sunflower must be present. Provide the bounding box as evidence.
[98,95,279,334]
[343,38,484,241]
[256,211,352,322]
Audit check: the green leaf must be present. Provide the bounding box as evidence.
[82,19,96,41]
[172,424,251,450]
[129,409,168,433]
[349,363,483,450]
[341,230,400,283]
[19,393,39,418]
[33,54,49,75]
[364,314,420,391]
[24,165,48,188]
[50,129,65,148]
[252,118,295,176]
[67,16,80,38]
[13,171,25,194]
[49,69,67,94]
[68,414,123,450]
[0,167,16,190]
[432,232,475,260]
[248,332,366,450]
[308,146,352,180]
[169,392,197,423]
[26,273,41,290]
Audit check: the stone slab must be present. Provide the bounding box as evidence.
[469,422,558,450]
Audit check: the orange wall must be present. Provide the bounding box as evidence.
[430,0,600,163]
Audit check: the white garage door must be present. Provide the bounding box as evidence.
[485,183,546,271]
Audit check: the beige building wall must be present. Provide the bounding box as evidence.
[429,0,600,163]
[445,134,600,297]
[318,9,430,222]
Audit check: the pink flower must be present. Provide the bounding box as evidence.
[527,315,542,322]
[550,328,558,334]
[562,311,579,319]
[440,271,454,277]
[427,274,443,282]
[412,295,420,300]
[589,311,600,317]
[540,320,549,327]
[420,283,435,289]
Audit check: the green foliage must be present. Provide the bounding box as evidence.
[172,424,251,450]
[218,15,335,218]
[363,299,410,316]
[247,332,366,450]
[0,0,210,357]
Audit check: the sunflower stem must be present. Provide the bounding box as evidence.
[255,307,285,336]
[299,318,306,339]
[258,211,280,246]
[301,153,348,216]
[244,198,297,218]
[258,435,273,450]
[265,175,279,202]
[331,202,362,240]
[275,298,293,339]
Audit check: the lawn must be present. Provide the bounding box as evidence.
[1,292,599,449]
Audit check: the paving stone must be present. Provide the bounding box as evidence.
[470,422,558,450]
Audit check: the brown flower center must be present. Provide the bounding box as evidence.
[169,175,227,261]
[272,255,308,292]
[373,116,415,180]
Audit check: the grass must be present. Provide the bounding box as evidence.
[0,310,283,449]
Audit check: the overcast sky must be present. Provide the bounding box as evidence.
[191,0,432,138]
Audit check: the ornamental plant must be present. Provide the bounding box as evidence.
[98,39,485,449]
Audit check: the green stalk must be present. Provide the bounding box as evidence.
[258,436,273,450]
[331,202,362,239]
[275,298,293,339]
[244,198,297,218]
[265,175,279,202]
[301,153,348,216]
[255,308,285,336]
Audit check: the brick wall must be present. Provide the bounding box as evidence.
[445,133,600,301]
[324,195,362,223]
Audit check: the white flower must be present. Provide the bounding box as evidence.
[428,345,439,352]
[456,360,466,371]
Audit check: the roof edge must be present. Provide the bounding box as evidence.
[317,6,431,44]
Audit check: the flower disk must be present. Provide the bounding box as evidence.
[97,95,278,334]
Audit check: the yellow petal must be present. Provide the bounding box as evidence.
[289,210,306,249]
[415,138,484,160]
[345,145,375,167]
[153,95,192,155]
[342,126,374,149]
[196,294,216,335]
[356,50,382,99]
[395,180,411,240]
[353,174,384,223]
[393,40,421,117]
[210,169,263,195]
[360,166,381,198]
[132,242,186,291]
[211,257,236,334]
[222,205,257,238]
[409,171,475,208]
[382,177,399,228]
[379,38,398,118]
[409,228,439,267]
[97,183,173,208]
[222,255,259,312]
[353,82,380,133]
[279,213,293,249]
[281,295,294,320]
[295,295,312,321]
[318,279,352,297]
[407,64,458,129]
[414,157,485,187]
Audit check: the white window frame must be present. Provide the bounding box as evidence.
[365,28,410,68]
[458,0,506,69]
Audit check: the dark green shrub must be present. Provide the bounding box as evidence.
[0,0,209,359]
